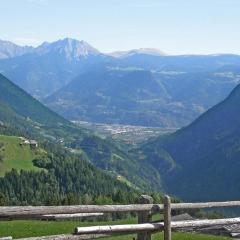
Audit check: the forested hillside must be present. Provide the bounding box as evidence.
[71,135,161,191]
[0,118,140,206]
[0,140,139,206]
[140,84,240,201]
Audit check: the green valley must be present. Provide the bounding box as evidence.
[0,73,142,206]
[0,72,162,199]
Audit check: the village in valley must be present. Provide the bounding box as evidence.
[73,121,177,144]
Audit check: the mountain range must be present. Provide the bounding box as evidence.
[0,38,108,99]
[109,48,166,58]
[45,66,240,127]
[1,38,240,128]
[0,40,33,59]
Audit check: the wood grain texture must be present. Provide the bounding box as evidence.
[75,218,240,235]
[17,234,109,240]
[164,195,171,240]
[2,200,240,219]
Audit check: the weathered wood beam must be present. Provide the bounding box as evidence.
[75,223,164,235]
[231,232,240,237]
[41,213,104,220]
[171,201,240,210]
[0,204,160,219]
[1,200,240,219]
[171,217,240,229]
[75,217,240,235]
[16,234,109,240]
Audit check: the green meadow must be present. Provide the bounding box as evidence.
[0,135,44,176]
[0,219,230,240]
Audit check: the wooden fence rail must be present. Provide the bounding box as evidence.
[17,234,109,240]
[74,218,240,235]
[2,200,240,219]
[1,195,240,240]
[41,213,104,221]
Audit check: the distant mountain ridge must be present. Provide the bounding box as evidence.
[0,38,166,59]
[35,38,101,60]
[0,39,33,59]
[0,38,108,98]
[1,38,240,128]
[109,48,166,58]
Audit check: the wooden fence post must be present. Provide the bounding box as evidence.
[164,195,171,240]
[137,195,153,240]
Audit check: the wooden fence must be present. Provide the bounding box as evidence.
[1,195,240,240]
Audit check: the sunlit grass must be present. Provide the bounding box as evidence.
[0,219,230,239]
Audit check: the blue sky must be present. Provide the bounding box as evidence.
[1,0,240,54]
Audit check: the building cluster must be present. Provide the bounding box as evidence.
[19,137,38,148]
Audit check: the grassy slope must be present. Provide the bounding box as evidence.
[0,135,44,176]
[0,219,230,239]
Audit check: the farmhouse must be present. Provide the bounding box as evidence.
[19,137,38,148]
[29,140,38,148]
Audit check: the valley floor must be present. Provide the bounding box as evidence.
[0,219,231,240]
[73,120,177,144]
